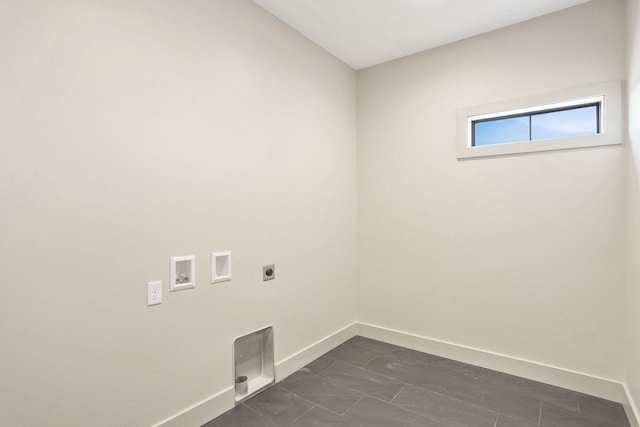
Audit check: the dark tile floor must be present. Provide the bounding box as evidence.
[203,336,630,427]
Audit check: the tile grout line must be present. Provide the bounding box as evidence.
[279,386,323,409]
[288,404,316,425]
[404,375,540,425]
[280,372,365,417]
[359,393,451,426]
[315,359,336,376]
[341,392,367,416]
[319,365,405,403]
[384,379,503,427]
[315,401,352,417]
[359,354,379,368]
[358,355,484,418]
[353,351,509,417]
[241,402,286,427]
[577,393,582,412]
[328,347,542,425]
[537,400,542,426]
[344,359,407,380]
[389,384,407,404]
[357,357,431,390]
[277,383,347,418]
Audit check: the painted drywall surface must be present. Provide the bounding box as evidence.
[0,1,357,426]
[357,0,626,380]
[627,0,640,414]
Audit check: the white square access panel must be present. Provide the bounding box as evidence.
[211,251,231,284]
[171,255,195,291]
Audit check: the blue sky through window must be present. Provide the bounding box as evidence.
[473,104,599,147]
[474,116,529,146]
[531,105,598,140]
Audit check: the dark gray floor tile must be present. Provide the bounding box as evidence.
[323,336,407,367]
[298,356,335,375]
[578,394,630,426]
[243,386,314,426]
[402,349,483,381]
[344,395,446,427]
[290,405,364,427]
[437,373,542,424]
[399,348,443,366]
[391,384,498,427]
[479,369,579,411]
[363,356,447,391]
[347,336,408,359]
[321,360,405,402]
[201,404,281,427]
[496,414,538,427]
[541,401,620,427]
[481,390,542,424]
[203,339,631,427]
[278,371,363,415]
[323,341,378,367]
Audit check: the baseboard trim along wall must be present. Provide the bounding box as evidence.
[155,386,235,427]
[275,322,359,381]
[155,322,359,427]
[622,384,640,427]
[156,321,639,427]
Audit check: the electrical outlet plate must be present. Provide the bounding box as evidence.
[262,264,275,281]
[147,281,162,306]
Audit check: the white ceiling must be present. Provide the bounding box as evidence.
[252,0,592,70]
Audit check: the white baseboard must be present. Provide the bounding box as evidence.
[155,322,358,427]
[155,387,234,427]
[356,322,626,403]
[275,322,358,381]
[623,383,640,427]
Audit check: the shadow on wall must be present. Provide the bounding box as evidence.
[626,2,640,418]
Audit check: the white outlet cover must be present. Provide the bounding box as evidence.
[147,281,162,306]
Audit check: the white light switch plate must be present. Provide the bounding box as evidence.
[147,281,162,306]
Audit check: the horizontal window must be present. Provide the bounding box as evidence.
[456,81,622,159]
[473,101,600,147]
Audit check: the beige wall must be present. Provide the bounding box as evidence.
[2,0,636,425]
[627,0,640,415]
[357,0,626,380]
[0,1,357,426]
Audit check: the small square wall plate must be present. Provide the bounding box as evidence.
[171,255,195,291]
[262,264,275,281]
[211,251,231,284]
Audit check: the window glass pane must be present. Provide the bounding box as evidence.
[473,116,529,146]
[531,105,598,140]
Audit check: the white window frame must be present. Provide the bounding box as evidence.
[456,80,622,159]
